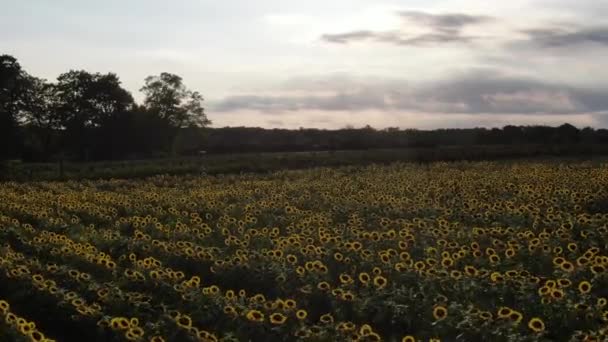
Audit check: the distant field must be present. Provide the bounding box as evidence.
[1,161,608,341]
[3,143,608,181]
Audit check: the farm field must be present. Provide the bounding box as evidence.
[1,161,608,342]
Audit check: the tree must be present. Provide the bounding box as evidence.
[0,55,23,118]
[54,70,135,159]
[140,72,211,128]
[20,76,58,128]
[56,70,134,127]
[0,54,27,160]
[18,76,61,160]
[555,123,580,144]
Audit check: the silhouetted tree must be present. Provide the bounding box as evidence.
[140,72,210,128]
[555,123,580,144]
[18,75,61,160]
[139,72,210,156]
[55,70,134,160]
[0,55,29,160]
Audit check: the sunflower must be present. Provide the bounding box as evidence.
[450,270,462,280]
[373,276,388,289]
[150,336,166,342]
[246,310,264,323]
[223,306,238,317]
[5,312,16,324]
[359,324,374,336]
[176,315,192,329]
[577,256,590,267]
[19,323,33,335]
[197,330,217,341]
[367,332,381,341]
[339,273,354,285]
[414,261,426,271]
[505,248,516,258]
[560,261,575,272]
[317,281,331,291]
[129,318,139,327]
[284,299,296,309]
[224,290,236,300]
[490,272,504,283]
[464,265,478,277]
[509,310,523,324]
[0,300,9,314]
[433,305,448,321]
[337,321,356,332]
[294,329,311,338]
[341,292,355,301]
[528,317,545,333]
[552,256,566,266]
[591,265,606,274]
[441,258,454,268]
[497,307,512,319]
[402,336,416,342]
[479,311,493,321]
[29,331,45,342]
[551,288,565,300]
[270,313,288,325]
[128,327,144,338]
[320,313,334,324]
[286,254,298,264]
[296,309,308,320]
[578,281,592,294]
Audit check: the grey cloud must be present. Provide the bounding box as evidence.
[397,11,492,33]
[214,90,389,113]
[521,26,608,47]
[320,30,377,44]
[321,10,492,46]
[213,70,608,115]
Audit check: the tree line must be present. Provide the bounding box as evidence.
[202,124,608,153]
[3,53,608,162]
[1,54,209,162]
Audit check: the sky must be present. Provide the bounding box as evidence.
[1,0,608,129]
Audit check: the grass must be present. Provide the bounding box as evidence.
[3,143,608,181]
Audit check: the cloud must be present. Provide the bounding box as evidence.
[397,11,492,33]
[321,10,493,46]
[320,30,378,44]
[520,26,608,47]
[212,70,608,116]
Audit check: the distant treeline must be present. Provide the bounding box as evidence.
[3,54,608,163]
[203,124,608,153]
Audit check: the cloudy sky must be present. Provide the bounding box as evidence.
[2,0,608,129]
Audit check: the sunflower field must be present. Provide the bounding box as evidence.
[1,161,608,342]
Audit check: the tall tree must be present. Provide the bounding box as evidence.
[54,70,134,159]
[19,75,60,159]
[140,72,210,128]
[0,54,27,159]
